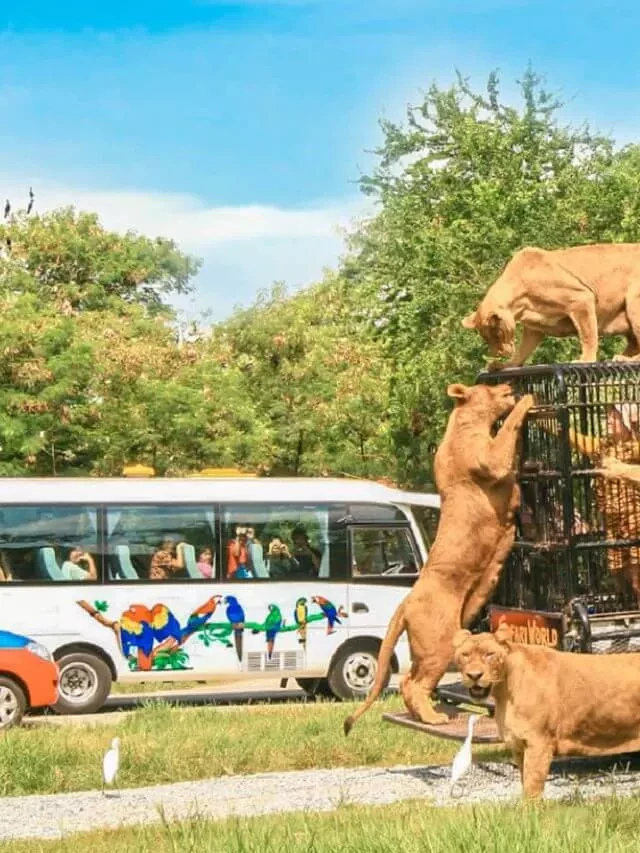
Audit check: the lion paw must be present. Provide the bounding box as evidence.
[519,393,535,411]
[412,709,449,726]
[425,711,451,726]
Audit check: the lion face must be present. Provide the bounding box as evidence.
[452,627,510,701]
[462,307,515,358]
[447,382,516,422]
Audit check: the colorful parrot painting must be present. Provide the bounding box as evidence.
[264,603,283,659]
[119,605,155,671]
[294,597,308,647]
[87,597,223,672]
[184,596,222,635]
[224,595,245,662]
[311,595,348,635]
[149,604,182,644]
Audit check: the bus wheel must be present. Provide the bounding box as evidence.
[0,677,26,728]
[327,641,389,701]
[53,652,112,715]
[295,678,334,698]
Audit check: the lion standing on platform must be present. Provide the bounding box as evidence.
[344,383,533,734]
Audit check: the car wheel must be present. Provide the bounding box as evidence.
[53,652,112,715]
[295,677,334,698]
[0,677,27,728]
[327,642,389,701]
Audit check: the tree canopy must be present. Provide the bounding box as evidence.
[2,69,640,483]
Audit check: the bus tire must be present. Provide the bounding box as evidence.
[295,677,334,698]
[53,652,112,715]
[0,676,27,728]
[327,640,389,702]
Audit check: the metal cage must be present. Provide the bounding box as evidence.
[475,362,640,642]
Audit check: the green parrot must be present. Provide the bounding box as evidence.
[264,603,283,660]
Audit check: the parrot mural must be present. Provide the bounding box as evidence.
[119,605,155,671]
[224,595,245,662]
[80,596,222,672]
[184,595,223,634]
[294,597,308,647]
[149,604,182,644]
[311,595,348,635]
[264,603,283,659]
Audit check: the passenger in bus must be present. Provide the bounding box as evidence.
[227,527,253,579]
[266,536,294,578]
[61,546,98,581]
[291,527,322,576]
[196,548,214,579]
[149,537,186,580]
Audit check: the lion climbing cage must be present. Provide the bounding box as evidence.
[474,362,640,655]
[384,362,640,745]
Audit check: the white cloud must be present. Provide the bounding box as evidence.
[0,176,372,322]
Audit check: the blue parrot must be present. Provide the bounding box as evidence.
[224,595,245,662]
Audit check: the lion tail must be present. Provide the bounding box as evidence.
[343,602,406,737]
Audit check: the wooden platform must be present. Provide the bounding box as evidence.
[382,705,503,744]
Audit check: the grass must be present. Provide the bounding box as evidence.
[4,796,640,853]
[0,695,506,796]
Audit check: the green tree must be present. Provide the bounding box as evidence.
[0,209,208,475]
[345,68,640,486]
[0,207,200,314]
[218,276,393,480]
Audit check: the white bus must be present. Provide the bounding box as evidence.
[0,476,440,714]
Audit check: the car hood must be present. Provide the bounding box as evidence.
[0,630,32,649]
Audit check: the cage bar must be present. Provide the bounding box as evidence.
[476,362,640,618]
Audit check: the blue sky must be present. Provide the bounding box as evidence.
[2,0,640,321]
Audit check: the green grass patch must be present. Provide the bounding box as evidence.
[0,695,505,796]
[5,795,640,853]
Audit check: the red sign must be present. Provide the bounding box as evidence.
[489,606,563,649]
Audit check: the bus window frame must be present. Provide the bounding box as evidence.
[347,521,422,582]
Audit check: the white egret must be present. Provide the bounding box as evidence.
[102,736,121,796]
[449,714,480,796]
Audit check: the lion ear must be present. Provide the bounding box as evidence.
[461,311,477,330]
[494,622,512,645]
[447,383,470,401]
[452,629,472,650]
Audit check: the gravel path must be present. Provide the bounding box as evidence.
[4,758,640,841]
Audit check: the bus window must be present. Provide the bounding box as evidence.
[350,527,419,578]
[0,505,99,583]
[347,504,408,524]
[106,505,216,581]
[221,504,339,581]
[410,505,440,551]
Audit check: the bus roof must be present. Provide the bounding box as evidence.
[0,477,440,508]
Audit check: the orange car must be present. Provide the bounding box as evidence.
[0,630,59,727]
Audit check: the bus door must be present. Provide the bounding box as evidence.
[346,504,422,639]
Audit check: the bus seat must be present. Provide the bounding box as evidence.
[318,544,330,578]
[181,543,200,578]
[116,545,139,580]
[249,542,268,578]
[37,547,65,581]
